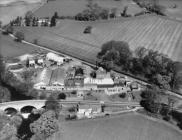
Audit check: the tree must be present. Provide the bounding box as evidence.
[30,110,59,139]
[45,96,60,118]
[0,85,11,103]
[15,31,24,42]
[5,26,14,34]
[140,88,162,114]
[98,40,132,69]
[134,47,148,59]
[50,15,56,27]
[54,12,59,19]
[121,6,128,17]
[25,11,34,26]
[0,123,17,140]
[58,93,66,100]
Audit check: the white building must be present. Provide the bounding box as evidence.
[46,52,64,65]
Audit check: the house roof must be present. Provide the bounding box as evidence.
[84,77,114,85]
[46,52,64,63]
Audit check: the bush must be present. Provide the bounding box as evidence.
[119,93,126,98]
[71,90,77,95]
[33,39,38,45]
[58,93,66,99]
[83,26,92,34]
[15,31,24,42]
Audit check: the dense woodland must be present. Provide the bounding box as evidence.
[97,40,182,92]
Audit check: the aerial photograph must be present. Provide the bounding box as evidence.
[0,0,182,140]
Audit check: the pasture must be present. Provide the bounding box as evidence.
[53,113,182,140]
[159,0,182,20]
[0,32,38,58]
[0,0,43,25]
[33,0,142,18]
[14,15,182,62]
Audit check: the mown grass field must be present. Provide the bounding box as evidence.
[52,113,182,140]
[33,0,142,17]
[15,15,182,63]
[0,33,38,58]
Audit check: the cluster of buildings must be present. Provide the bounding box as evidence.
[34,61,139,96]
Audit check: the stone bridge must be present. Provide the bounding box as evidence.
[0,100,46,116]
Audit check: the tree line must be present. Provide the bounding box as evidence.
[9,11,57,27]
[140,86,182,130]
[97,40,182,92]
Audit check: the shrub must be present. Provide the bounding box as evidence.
[71,90,77,95]
[15,31,24,42]
[83,26,92,34]
[58,93,66,99]
[119,93,126,98]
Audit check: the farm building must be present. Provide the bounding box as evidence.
[46,52,64,65]
[84,77,114,88]
[77,104,101,119]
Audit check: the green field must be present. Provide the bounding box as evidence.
[0,33,38,58]
[53,113,182,140]
[33,0,142,17]
[15,15,182,62]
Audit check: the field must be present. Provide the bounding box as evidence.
[0,0,43,25]
[159,0,182,20]
[52,113,182,140]
[33,0,142,17]
[15,15,182,63]
[0,33,38,58]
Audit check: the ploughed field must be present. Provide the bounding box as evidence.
[15,15,182,63]
[52,113,182,140]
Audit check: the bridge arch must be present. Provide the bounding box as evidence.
[20,105,36,114]
[4,107,18,115]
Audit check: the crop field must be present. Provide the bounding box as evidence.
[0,0,42,25]
[52,113,182,140]
[33,0,142,18]
[15,15,182,63]
[0,33,38,58]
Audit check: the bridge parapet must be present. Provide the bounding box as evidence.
[0,100,46,112]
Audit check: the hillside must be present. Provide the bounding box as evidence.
[15,15,182,62]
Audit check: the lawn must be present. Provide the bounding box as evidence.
[0,33,38,58]
[33,0,142,18]
[52,112,182,140]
